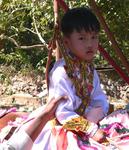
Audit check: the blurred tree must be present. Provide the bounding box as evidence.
[0,0,128,72]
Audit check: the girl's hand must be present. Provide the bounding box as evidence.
[86,106,104,123]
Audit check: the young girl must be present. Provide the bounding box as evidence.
[49,7,109,125]
[31,7,110,149]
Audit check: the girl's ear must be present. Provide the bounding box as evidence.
[63,36,69,48]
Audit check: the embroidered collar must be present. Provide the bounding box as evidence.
[63,49,94,115]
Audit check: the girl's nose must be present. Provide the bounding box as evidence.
[86,39,92,48]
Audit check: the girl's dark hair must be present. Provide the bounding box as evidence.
[61,7,100,36]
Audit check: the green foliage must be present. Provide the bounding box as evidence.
[97,0,129,65]
[0,0,128,74]
[0,0,54,72]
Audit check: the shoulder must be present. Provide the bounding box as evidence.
[49,59,67,81]
[93,69,101,88]
[50,59,65,72]
[0,142,15,150]
[93,69,100,80]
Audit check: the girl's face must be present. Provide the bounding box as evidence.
[64,29,99,62]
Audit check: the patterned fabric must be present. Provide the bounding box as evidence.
[0,109,28,143]
[31,109,129,150]
[0,108,17,118]
[64,56,94,116]
[1,109,129,149]
[63,116,93,132]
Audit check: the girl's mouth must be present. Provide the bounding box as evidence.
[86,50,93,54]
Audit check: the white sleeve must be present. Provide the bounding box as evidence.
[90,70,109,115]
[49,65,80,124]
[49,62,109,124]
[5,130,33,150]
[0,143,15,150]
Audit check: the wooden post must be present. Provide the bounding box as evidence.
[54,0,62,61]
[89,0,129,75]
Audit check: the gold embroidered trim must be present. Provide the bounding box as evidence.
[63,116,92,132]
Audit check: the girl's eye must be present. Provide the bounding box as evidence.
[79,37,85,40]
[92,35,98,39]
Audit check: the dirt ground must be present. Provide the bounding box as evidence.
[0,70,129,113]
[0,94,42,112]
